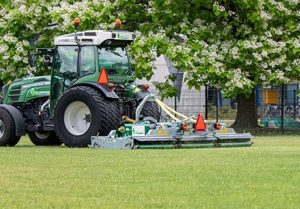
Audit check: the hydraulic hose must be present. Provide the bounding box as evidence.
[155,99,196,123]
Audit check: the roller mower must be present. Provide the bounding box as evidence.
[91,94,253,149]
[0,19,160,147]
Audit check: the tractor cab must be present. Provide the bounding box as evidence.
[50,29,136,112]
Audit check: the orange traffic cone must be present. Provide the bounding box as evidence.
[98,68,109,85]
[195,114,206,131]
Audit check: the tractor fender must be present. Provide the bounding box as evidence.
[0,104,25,136]
[134,89,151,100]
[72,83,119,99]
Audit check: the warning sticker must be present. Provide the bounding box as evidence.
[132,125,146,136]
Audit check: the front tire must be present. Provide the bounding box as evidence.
[54,86,121,147]
[28,131,62,146]
[0,108,21,146]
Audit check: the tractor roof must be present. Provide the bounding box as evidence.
[54,30,136,46]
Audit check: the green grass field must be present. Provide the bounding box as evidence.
[0,136,300,209]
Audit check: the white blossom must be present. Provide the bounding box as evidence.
[253,52,263,61]
[0,45,9,54]
[13,55,22,62]
[265,31,272,37]
[287,0,298,5]
[246,60,252,65]
[261,10,272,20]
[231,47,239,59]
[261,63,268,69]
[3,34,18,43]
[214,2,226,12]
[3,55,9,60]
[285,66,292,71]
[22,40,29,47]
[261,51,268,57]
[293,39,300,48]
[18,5,27,13]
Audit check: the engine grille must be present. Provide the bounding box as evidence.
[8,85,22,102]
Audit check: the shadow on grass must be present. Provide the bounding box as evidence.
[234,127,300,136]
[14,145,68,148]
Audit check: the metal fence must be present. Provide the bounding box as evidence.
[257,86,300,130]
[260,89,299,119]
[152,85,300,129]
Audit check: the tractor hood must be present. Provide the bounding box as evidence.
[11,76,51,88]
[3,76,51,104]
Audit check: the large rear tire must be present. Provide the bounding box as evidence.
[140,101,161,122]
[28,131,62,146]
[54,86,121,147]
[0,108,21,146]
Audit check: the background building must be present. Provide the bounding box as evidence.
[136,56,206,117]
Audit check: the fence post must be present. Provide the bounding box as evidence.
[216,88,219,122]
[281,84,285,134]
[174,95,177,112]
[205,85,208,120]
[293,90,296,120]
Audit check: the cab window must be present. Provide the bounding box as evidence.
[98,47,131,76]
[80,46,96,76]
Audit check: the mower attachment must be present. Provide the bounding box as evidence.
[90,94,254,149]
[90,122,253,149]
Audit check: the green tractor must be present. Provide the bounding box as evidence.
[0,21,160,147]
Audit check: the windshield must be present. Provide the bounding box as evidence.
[56,46,78,73]
[98,47,131,76]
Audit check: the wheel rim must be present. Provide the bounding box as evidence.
[64,101,91,136]
[0,119,4,138]
[34,131,51,140]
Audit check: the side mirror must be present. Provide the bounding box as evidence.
[44,55,52,67]
[36,48,54,68]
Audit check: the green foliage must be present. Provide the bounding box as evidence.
[126,0,300,98]
[0,0,299,100]
[153,81,177,99]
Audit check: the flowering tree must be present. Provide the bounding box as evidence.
[0,1,60,80]
[0,1,115,80]
[126,0,300,128]
[0,0,299,128]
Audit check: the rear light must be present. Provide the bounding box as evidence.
[214,123,221,130]
[98,68,109,85]
[143,84,150,91]
[115,19,122,28]
[107,83,115,91]
[73,18,80,26]
[181,123,189,131]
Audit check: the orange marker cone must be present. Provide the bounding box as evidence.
[98,68,109,85]
[195,114,206,131]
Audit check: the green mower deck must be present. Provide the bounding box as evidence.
[90,122,253,149]
[90,94,254,149]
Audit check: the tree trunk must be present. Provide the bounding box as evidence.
[231,90,260,130]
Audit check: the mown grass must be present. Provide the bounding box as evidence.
[0,136,300,209]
